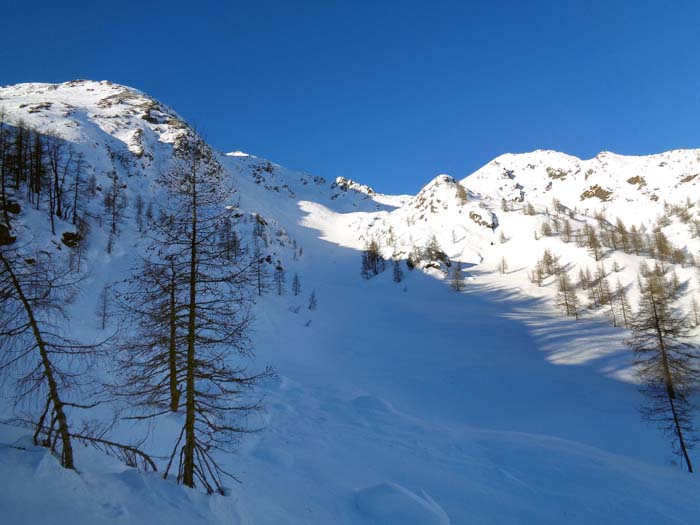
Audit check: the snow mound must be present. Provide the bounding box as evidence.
[0,435,245,525]
[351,394,396,415]
[354,482,450,525]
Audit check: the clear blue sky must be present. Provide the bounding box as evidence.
[1,1,699,194]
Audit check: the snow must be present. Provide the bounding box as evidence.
[1,80,700,524]
[0,430,245,525]
[354,483,449,525]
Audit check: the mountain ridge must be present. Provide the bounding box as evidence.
[1,79,699,524]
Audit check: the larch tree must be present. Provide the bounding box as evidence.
[251,237,269,296]
[627,263,699,472]
[499,256,508,275]
[0,249,79,469]
[691,296,699,328]
[115,255,186,414]
[274,263,286,295]
[291,273,301,296]
[103,171,127,253]
[147,136,271,493]
[615,279,631,329]
[556,270,579,319]
[450,261,464,292]
[392,258,403,283]
[0,248,134,470]
[361,238,384,279]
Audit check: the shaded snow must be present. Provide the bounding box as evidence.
[1,80,699,524]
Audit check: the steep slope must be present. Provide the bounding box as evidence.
[0,81,699,524]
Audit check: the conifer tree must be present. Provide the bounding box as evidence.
[586,225,603,261]
[0,249,135,470]
[499,256,508,275]
[274,263,286,295]
[0,250,78,469]
[115,256,186,414]
[361,238,384,279]
[392,258,403,283]
[135,193,144,232]
[615,279,631,329]
[136,137,270,493]
[627,263,699,472]
[251,238,269,296]
[450,261,464,292]
[561,219,572,243]
[556,271,580,319]
[691,296,699,328]
[292,273,301,295]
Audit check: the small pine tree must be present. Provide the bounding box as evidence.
[528,264,544,287]
[540,221,553,237]
[629,224,643,255]
[615,279,631,329]
[616,218,630,253]
[586,226,603,261]
[556,271,579,319]
[562,219,572,243]
[691,296,699,328]
[135,193,144,232]
[98,284,111,330]
[361,239,384,279]
[499,256,508,275]
[578,267,590,290]
[251,239,270,296]
[392,258,403,283]
[308,290,317,310]
[86,172,97,197]
[541,249,558,276]
[274,263,286,295]
[450,261,464,292]
[292,273,301,296]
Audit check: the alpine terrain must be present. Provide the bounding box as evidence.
[1,80,699,524]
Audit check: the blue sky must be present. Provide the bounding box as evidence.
[1,1,699,193]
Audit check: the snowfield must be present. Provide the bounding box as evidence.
[0,80,699,524]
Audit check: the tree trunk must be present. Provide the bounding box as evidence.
[168,261,180,412]
[182,167,198,488]
[0,252,74,469]
[651,298,693,473]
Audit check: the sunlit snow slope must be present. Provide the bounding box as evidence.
[0,80,699,524]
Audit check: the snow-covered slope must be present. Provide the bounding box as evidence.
[465,148,700,223]
[1,80,699,524]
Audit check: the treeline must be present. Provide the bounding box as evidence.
[0,113,90,238]
[0,131,311,495]
[360,234,452,285]
[527,248,700,472]
[503,197,700,471]
[526,198,698,268]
